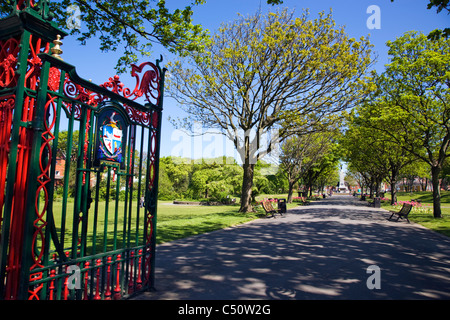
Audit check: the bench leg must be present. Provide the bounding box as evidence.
[266,211,275,218]
[399,216,410,223]
[388,212,395,220]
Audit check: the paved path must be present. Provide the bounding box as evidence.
[134,195,450,300]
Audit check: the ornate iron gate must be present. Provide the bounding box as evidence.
[0,1,165,300]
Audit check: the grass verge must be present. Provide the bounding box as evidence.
[378,192,450,238]
[156,202,260,244]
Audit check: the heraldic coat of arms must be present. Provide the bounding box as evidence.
[95,108,128,167]
[103,113,122,156]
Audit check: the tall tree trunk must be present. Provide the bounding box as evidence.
[239,161,255,213]
[375,178,381,197]
[431,165,442,218]
[390,167,399,205]
[369,178,374,198]
[390,180,397,205]
[287,180,295,203]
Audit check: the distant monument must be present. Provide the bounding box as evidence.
[337,165,348,193]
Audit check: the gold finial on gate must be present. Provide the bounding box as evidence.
[51,35,63,60]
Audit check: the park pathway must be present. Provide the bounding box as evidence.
[134,195,450,300]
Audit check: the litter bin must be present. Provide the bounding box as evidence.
[374,197,381,208]
[278,198,287,213]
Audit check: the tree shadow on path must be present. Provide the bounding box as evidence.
[135,195,450,300]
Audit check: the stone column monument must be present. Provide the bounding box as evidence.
[337,165,348,193]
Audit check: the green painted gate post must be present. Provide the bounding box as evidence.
[17,58,52,300]
[0,1,67,300]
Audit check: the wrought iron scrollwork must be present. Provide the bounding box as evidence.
[100,61,162,107]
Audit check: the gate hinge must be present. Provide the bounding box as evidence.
[19,120,44,131]
[19,121,33,128]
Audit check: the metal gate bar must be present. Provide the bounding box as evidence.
[0,3,165,300]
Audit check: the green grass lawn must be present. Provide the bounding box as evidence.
[156,201,260,243]
[156,195,301,244]
[391,190,450,204]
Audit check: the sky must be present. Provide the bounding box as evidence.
[60,0,449,162]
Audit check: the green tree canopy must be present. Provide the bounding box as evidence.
[280,130,336,203]
[0,0,285,72]
[341,107,418,204]
[363,31,450,217]
[168,8,374,212]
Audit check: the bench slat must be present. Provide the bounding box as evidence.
[261,199,282,218]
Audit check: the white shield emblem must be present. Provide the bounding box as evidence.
[102,124,122,155]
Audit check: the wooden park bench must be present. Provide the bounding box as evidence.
[261,200,283,218]
[388,203,413,223]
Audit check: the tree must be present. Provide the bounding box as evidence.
[0,0,285,72]
[346,164,369,196]
[302,143,340,197]
[266,169,289,194]
[315,159,339,194]
[158,159,178,200]
[280,131,335,203]
[340,120,385,198]
[341,107,418,204]
[399,160,430,192]
[159,156,193,197]
[168,9,374,212]
[367,31,450,217]
[56,130,79,161]
[344,170,358,192]
[190,163,243,201]
[440,157,450,189]
[157,156,244,201]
